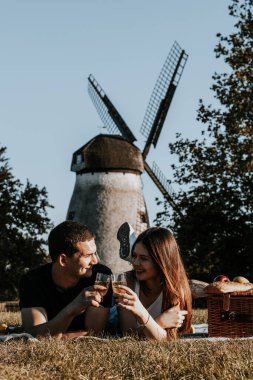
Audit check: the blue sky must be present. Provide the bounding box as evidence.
[0,0,234,226]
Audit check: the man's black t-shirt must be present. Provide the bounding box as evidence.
[19,263,112,331]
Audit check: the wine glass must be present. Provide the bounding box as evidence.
[111,273,127,295]
[95,273,111,299]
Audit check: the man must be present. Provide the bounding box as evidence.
[19,220,112,338]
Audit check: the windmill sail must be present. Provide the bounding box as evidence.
[141,42,188,159]
[88,74,136,143]
[144,161,182,216]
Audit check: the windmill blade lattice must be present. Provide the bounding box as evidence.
[144,161,182,215]
[141,42,188,159]
[88,74,136,143]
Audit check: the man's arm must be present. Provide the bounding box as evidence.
[84,306,110,334]
[84,281,112,334]
[21,305,79,337]
[21,286,104,337]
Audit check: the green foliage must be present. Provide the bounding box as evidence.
[0,146,53,300]
[156,0,253,281]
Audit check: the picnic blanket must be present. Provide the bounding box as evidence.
[0,325,252,342]
[0,333,38,342]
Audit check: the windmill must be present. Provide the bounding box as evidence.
[67,41,188,272]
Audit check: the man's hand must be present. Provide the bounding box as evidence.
[69,285,107,315]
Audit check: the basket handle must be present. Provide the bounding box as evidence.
[222,293,230,311]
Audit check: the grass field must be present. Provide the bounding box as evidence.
[0,310,252,380]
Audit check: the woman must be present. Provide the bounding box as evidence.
[115,226,192,340]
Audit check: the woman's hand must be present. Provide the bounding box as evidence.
[156,304,188,329]
[115,285,148,322]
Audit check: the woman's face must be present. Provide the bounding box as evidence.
[132,242,161,282]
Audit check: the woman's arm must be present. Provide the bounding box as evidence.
[116,286,188,340]
[116,286,167,340]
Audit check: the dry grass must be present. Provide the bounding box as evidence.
[0,312,21,326]
[0,308,208,327]
[0,310,252,380]
[191,308,207,325]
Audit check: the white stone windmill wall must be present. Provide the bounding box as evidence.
[67,134,148,273]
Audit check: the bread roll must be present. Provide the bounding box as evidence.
[205,281,253,294]
[0,324,8,333]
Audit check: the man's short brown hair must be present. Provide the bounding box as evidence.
[48,221,95,262]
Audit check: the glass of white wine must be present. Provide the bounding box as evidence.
[111,273,127,295]
[95,273,111,300]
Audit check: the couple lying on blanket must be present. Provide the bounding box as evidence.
[19,221,192,340]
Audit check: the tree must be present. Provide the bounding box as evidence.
[0,146,53,300]
[156,0,253,282]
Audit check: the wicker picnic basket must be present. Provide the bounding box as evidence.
[205,282,253,338]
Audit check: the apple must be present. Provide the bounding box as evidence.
[232,276,249,284]
[213,275,230,282]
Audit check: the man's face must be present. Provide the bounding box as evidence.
[65,239,99,278]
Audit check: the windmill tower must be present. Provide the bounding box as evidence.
[67,42,188,272]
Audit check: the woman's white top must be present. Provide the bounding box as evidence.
[134,280,163,320]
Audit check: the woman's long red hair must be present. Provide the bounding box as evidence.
[133,227,192,339]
